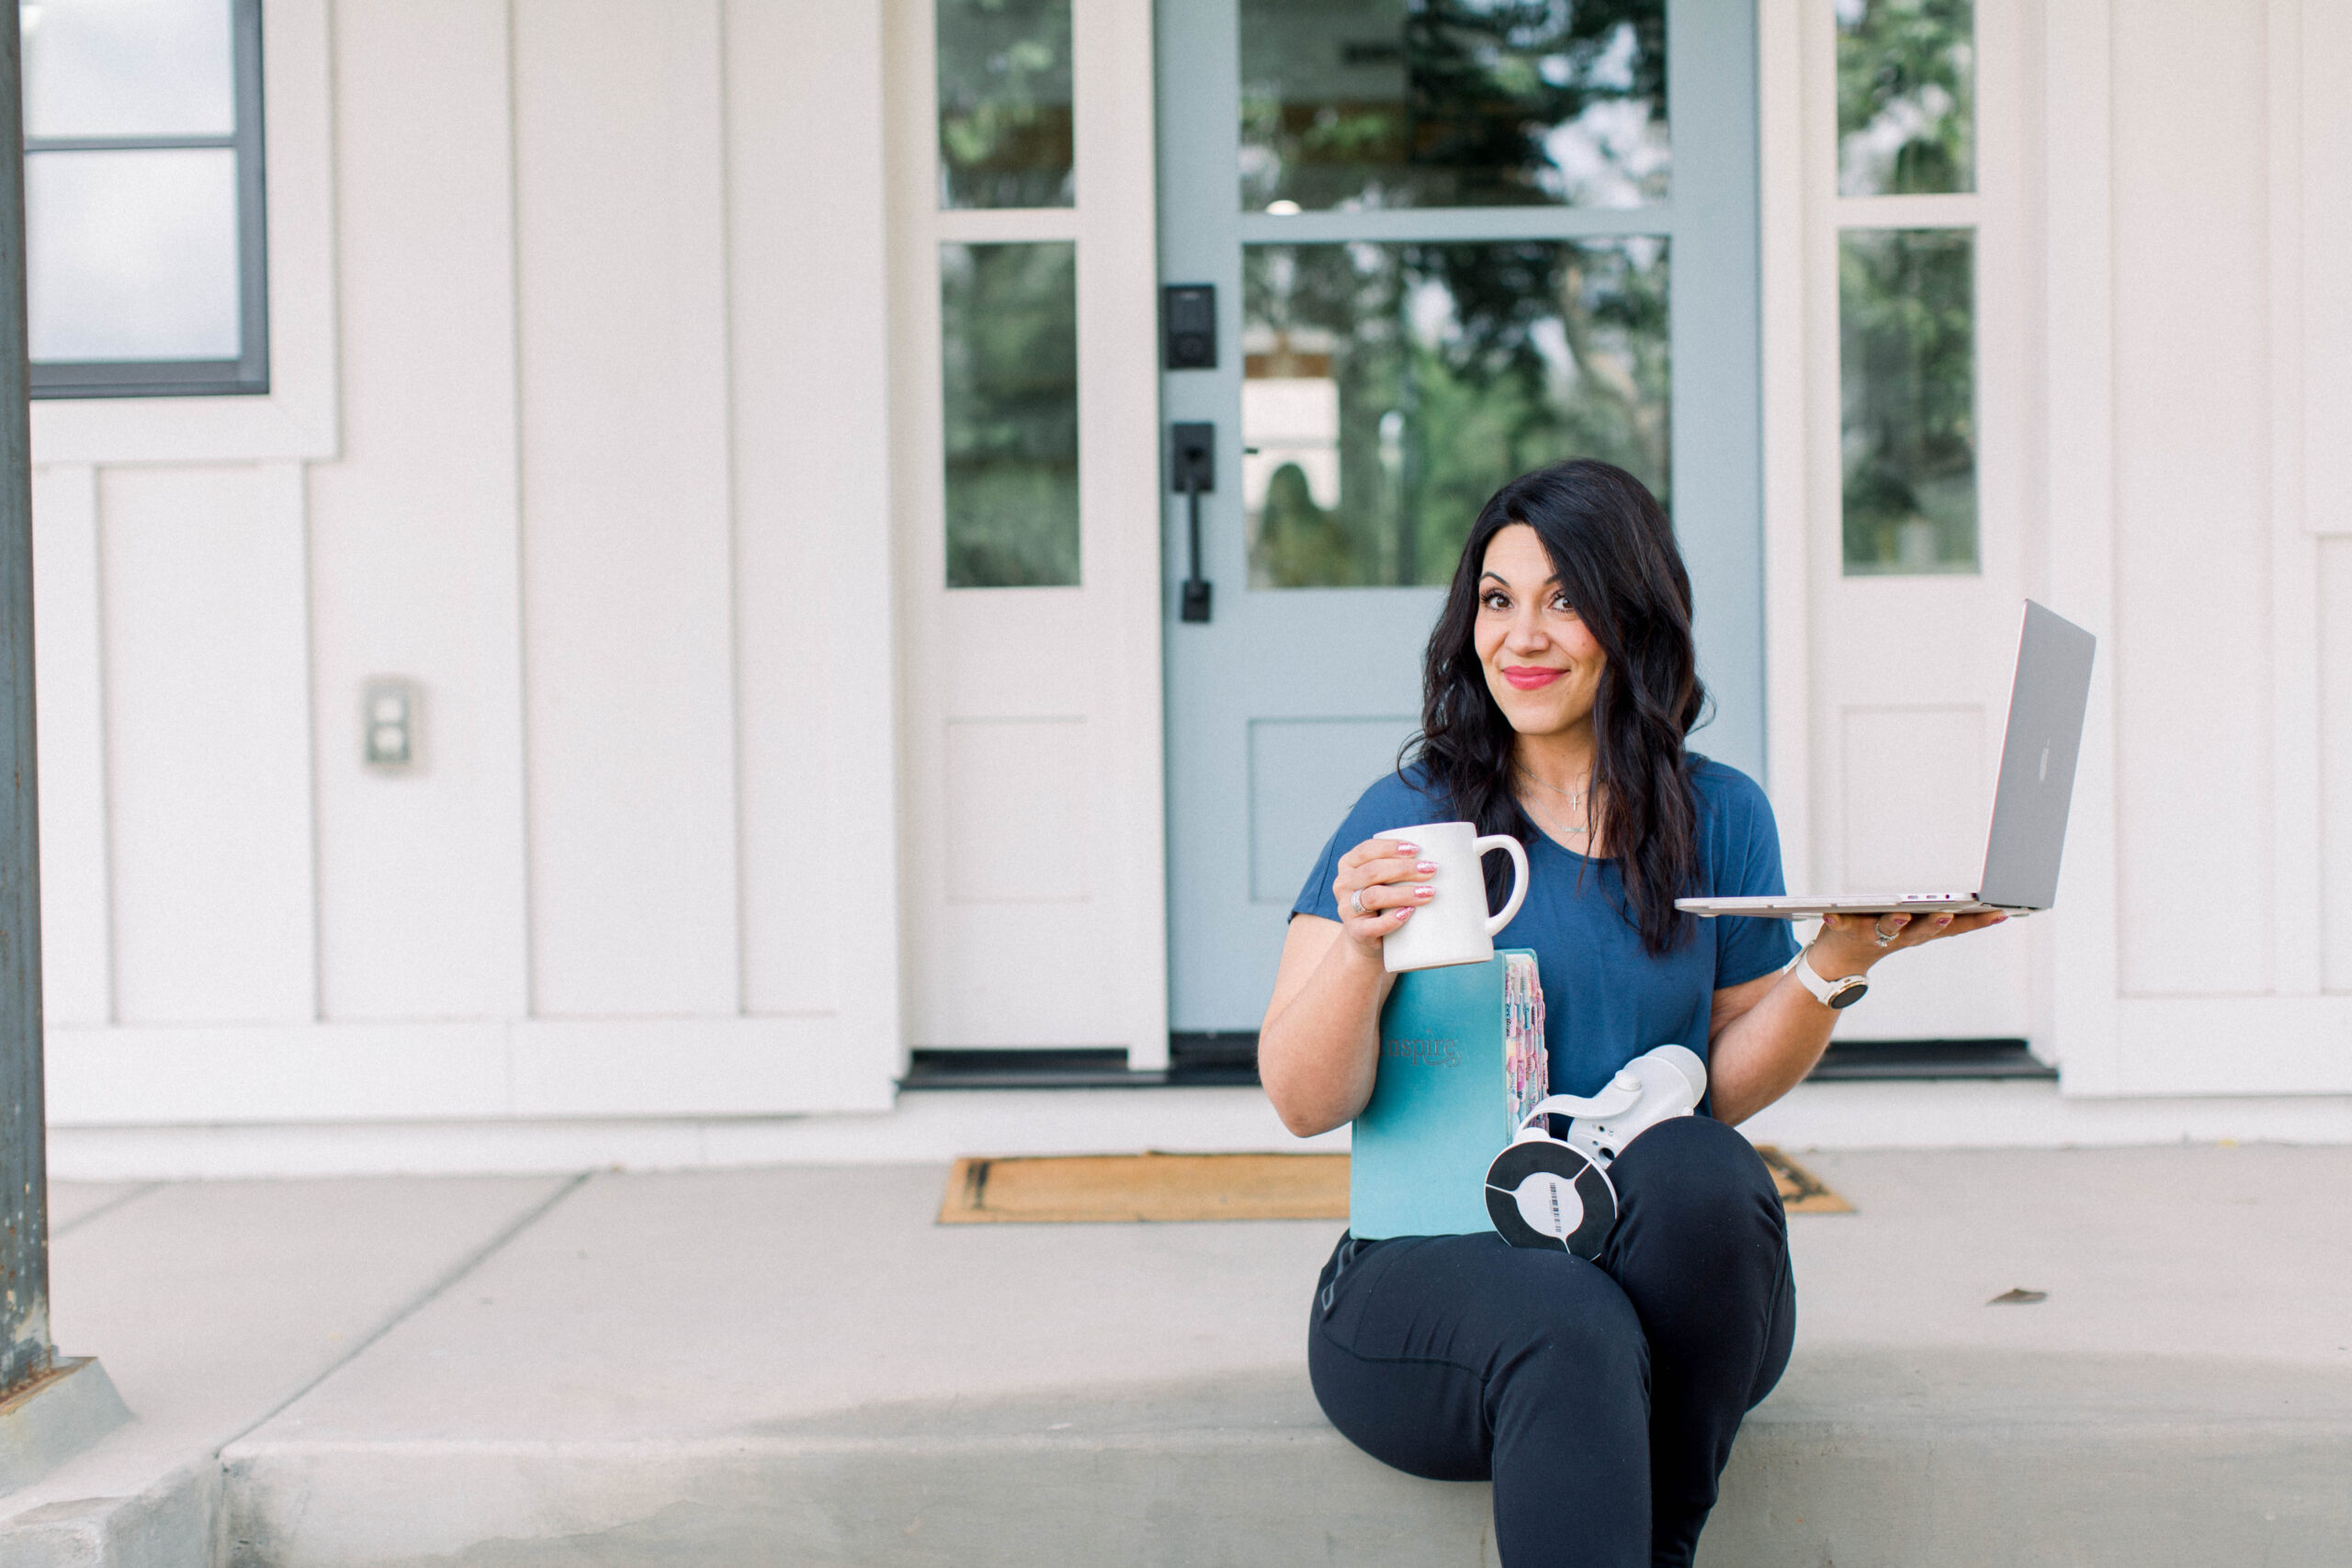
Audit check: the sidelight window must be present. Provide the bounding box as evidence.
[1835,0,1979,575]
[933,0,1080,588]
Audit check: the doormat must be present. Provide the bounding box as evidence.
[937,1148,1850,1224]
[939,1152,1351,1224]
[1758,1146,1854,1213]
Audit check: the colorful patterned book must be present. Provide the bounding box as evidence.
[1503,949,1548,1128]
[1349,951,1548,1239]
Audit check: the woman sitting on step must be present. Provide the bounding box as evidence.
[1260,459,1996,1568]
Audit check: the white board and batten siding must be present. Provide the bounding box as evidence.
[31,0,906,1134]
[1765,0,2352,1097]
[28,0,2352,1161]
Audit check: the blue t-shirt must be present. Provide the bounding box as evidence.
[1293,757,1798,1100]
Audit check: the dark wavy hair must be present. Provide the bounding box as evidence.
[1410,459,1707,956]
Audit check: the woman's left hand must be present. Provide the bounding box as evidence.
[1813,908,2007,976]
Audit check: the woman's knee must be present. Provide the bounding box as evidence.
[1611,1115,1781,1225]
[1480,1250,1651,1397]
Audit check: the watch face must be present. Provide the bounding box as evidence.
[1827,978,1869,1010]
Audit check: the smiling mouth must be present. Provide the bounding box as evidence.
[1502,665,1566,691]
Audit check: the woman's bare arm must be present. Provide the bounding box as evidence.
[1259,836,1433,1136]
[1258,916,1388,1136]
[1704,909,2006,1123]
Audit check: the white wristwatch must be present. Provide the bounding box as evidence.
[1786,945,1869,1010]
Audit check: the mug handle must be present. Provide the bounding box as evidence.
[1476,835,1530,935]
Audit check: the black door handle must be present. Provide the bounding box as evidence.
[1171,422,1215,623]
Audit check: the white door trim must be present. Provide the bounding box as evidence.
[2036,0,2123,1089]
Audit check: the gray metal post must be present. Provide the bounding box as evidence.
[0,0,51,1400]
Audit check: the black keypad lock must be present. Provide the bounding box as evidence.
[1162,285,1216,370]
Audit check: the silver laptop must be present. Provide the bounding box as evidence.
[1679,601,2097,920]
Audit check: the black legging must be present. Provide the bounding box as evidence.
[1307,1114,1795,1568]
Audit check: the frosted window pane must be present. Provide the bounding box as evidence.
[22,0,237,139]
[28,149,243,362]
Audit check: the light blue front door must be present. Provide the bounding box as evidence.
[1159,0,1765,1034]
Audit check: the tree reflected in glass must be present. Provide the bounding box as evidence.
[942,242,1080,587]
[1840,229,1975,575]
[1239,0,1668,211]
[937,0,1073,209]
[1836,0,1973,197]
[1243,238,1668,588]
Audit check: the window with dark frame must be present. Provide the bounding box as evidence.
[23,0,268,399]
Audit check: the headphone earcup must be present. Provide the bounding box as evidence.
[1485,1136,1618,1258]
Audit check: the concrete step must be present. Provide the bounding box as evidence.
[0,1175,582,1568]
[22,1147,2352,1567]
[219,1348,2352,1567]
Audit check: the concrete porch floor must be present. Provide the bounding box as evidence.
[5,1140,2349,1566]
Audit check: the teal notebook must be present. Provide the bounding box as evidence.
[1350,951,1547,1239]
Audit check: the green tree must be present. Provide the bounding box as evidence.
[1836,0,1973,196]
[937,0,1074,209]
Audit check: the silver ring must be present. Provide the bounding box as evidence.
[1350,889,1370,918]
[1873,916,1899,948]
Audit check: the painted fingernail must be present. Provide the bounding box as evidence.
[1993,913,2009,922]
[1416,861,1439,874]
[1414,886,1435,899]
[1395,908,1412,920]
[1394,842,1419,855]
[1937,914,1953,926]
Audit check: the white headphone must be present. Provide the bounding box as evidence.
[1483,1044,1708,1257]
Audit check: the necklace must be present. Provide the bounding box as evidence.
[1521,772,1588,808]
[1517,768,1592,837]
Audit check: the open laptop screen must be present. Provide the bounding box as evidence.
[1976,602,2098,910]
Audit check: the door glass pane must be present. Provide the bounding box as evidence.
[1840,228,1975,575]
[1836,0,1973,197]
[22,0,236,140]
[27,148,241,361]
[1242,238,1668,588]
[1238,0,1668,213]
[937,0,1074,209]
[941,242,1080,588]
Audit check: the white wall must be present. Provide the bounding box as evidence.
[311,0,528,1024]
[514,0,741,1020]
[2108,0,2273,998]
[2049,0,2352,1094]
[33,0,904,1135]
[1761,0,2352,1097]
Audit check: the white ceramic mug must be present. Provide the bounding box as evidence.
[1377,820,1531,973]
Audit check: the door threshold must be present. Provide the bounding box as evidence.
[901,1036,2053,1090]
[1807,1038,2054,1081]
[902,1035,1261,1090]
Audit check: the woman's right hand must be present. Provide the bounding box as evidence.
[1333,836,1440,956]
